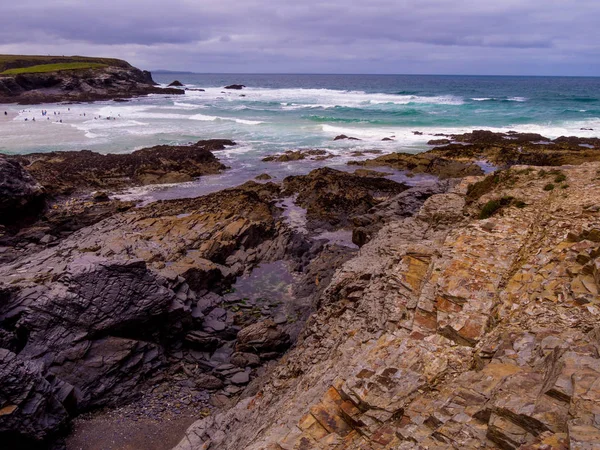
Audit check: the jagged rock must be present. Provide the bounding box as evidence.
[195,374,224,390]
[283,167,408,231]
[0,348,70,448]
[262,149,332,162]
[0,180,296,446]
[175,161,600,450]
[0,155,45,225]
[10,139,235,195]
[168,80,184,87]
[236,319,290,353]
[429,130,600,167]
[224,84,245,90]
[230,352,261,368]
[349,151,484,179]
[0,60,182,105]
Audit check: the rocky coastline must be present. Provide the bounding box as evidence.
[1,131,599,449]
[0,56,183,105]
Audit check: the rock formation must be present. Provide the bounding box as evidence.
[349,152,484,179]
[175,161,600,449]
[0,56,183,104]
[2,132,600,449]
[9,139,235,195]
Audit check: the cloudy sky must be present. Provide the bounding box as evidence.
[1,0,599,75]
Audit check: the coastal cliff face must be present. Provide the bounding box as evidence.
[175,162,600,450]
[0,56,183,104]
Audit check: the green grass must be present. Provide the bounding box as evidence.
[543,183,555,191]
[1,62,108,75]
[0,54,130,74]
[554,173,567,183]
[479,196,515,219]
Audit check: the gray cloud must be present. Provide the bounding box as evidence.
[0,0,599,75]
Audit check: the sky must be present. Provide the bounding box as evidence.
[1,0,599,76]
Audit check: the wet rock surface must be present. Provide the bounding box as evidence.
[9,139,235,195]
[175,161,600,450]
[430,129,600,167]
[2,135,600,449]
[282,167,409,231]
[349,151,485,179]
[262,149,335,162]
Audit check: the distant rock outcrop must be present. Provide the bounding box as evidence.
[224,84,245,90]
[10,139,235,195]
[168,80,184,87]
[0,55,184,104]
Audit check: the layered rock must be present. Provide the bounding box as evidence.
[349,151,484,179]
[0,181,303,447]
[175,161,600,449]
[430,130,600,167]
[0,61,183,104]
[262,149,335,162]
[282,167,409,231]
[9,139,234,195]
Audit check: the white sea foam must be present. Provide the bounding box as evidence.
[189,114,264,125]
[508,97,528,102]
[190,87,464,109]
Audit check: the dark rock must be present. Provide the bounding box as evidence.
[224,84,245,90]
[185,331,221,351]
[349,152,484,179]
[10,139,236,195]
[92,191,110,202]
[262,149,330,162]
[255,173,272,180]
[351,181,454,246]
[230,371,250,385]
[0,63,183,105]
[0,348,70,447]
[0,259,175,443]
[333,134,361,141]
[203,319,227,332]
[0,155,45,225]
[429,130,600,167]
[168,80,184,87]
[427,139,451,145]
[230,352,261,368]
[382,137,394,141]
[283,167,408,230]
[194,374,224,390]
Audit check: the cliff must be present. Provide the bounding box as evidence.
[0,54,183,104]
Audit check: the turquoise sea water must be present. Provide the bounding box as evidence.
[1,73,598,200]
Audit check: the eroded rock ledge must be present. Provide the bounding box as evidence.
[175,161,600,450]
[0,62,183,105]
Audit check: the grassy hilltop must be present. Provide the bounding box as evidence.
[0,55,131,75]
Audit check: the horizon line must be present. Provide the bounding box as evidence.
[150,71,600,78]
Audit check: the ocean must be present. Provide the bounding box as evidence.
[1,73,599,201]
